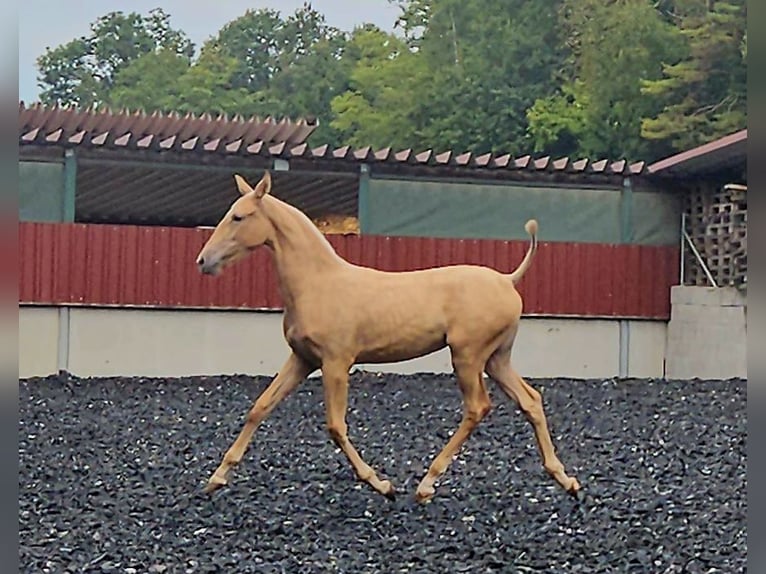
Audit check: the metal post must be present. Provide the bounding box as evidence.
[619,320,630,378]
[63,148,77,222]
[680,212,686,285]
[358,164,370,234]
[618,177,633,377]
[620,177,633,244]
[683,227,718,287]
[56,307,70,375]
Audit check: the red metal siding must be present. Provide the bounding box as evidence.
[19,222,679,318]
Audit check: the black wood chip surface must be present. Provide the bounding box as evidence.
[19,372,746,573]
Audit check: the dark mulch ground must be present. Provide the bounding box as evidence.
[19,371,746,573]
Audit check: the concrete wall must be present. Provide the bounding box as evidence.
[19,307,60,378]
[355,318,666,379]
[19,306,667,380]
[665,286,747,380]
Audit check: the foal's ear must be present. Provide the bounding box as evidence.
[234,174,253,196]
[252,171,272,199]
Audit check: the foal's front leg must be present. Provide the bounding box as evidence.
[322,360,396,499]
[204,352,314,493]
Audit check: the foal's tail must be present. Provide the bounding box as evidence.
[508,219,538,284]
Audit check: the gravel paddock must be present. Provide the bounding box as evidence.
[19,372,746,573]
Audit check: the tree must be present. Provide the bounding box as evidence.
[35,1,744,158]
[640,0,747,150]
[107,44,264,118]
[172,45,265,117]
[36,8,193,107]
[198,3,354,143]
[40,4,353,141]
[204,8,285,93]
[264,33,353,145]
[527,0,685,161]
[107,49,190,112]
[207,2,345,92]
[390,0,568,155]
[329,25,425,149]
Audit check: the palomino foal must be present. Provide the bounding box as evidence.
[196,171,580,503]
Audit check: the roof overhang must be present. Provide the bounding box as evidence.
[647,129,747,180]
[18,102,650,181]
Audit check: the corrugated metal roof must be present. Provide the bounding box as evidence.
[19,101,319,153]
[19,102,647,176]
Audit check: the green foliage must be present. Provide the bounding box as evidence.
[107,49,189,113]
[106,45,264,118]
[200,2,354,144]
[34,0,747,161]
[527,0,685,159]
[172,45,265,117]
[640,0,747,150]
[329,25,425,148]
[395,0,568,154]
[252,28,352,145]
[36,8,193,107]
[206,8,286,93]
[205,3,344,92]
[526,81,589,157]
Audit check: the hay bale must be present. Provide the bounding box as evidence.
[312,214,360,235]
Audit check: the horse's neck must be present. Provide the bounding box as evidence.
[263,196,344,306]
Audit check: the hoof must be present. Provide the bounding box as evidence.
[203,475,228,494]
[415,484,435,504]
[382,481,397,501]
[567,478,582,499]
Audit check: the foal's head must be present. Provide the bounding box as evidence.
[196,171,274,275]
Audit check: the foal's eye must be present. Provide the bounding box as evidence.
[232,214,243,222]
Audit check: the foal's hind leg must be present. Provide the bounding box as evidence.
[322,359,396,499]
[416,352,491,503]
[204,352,314,493]
[486,350,580,496]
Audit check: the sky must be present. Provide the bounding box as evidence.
[17,0,403,104]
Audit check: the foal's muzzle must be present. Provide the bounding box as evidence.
[196,255,218,275]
